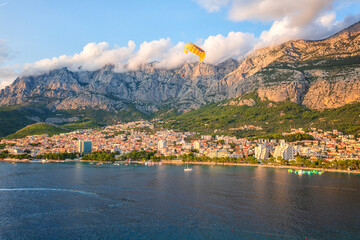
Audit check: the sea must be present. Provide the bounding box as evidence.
[0,161,359,240]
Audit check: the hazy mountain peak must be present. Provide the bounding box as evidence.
[328,20,360,39]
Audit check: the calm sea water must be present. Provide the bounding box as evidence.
[0,162,359,240]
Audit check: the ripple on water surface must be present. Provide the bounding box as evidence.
[0,162,359,239]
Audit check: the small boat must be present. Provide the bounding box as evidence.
[96,162,103,165]
[184,164,192,172]
[113,163,120,166]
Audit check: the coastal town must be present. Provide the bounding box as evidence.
[1,120,360,164]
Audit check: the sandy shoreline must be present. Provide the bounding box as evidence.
[1,158,359,174]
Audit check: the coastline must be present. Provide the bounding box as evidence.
[1,158,359,174]
[161,160,360,174]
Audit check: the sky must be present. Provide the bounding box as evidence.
[0,0,359,88]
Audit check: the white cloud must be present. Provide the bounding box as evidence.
[196,0,335,27]
[0,2,7,8]
[127,38,172,70]
[0,66,18,89]
[229,0,334,27]
[22,38,196,75]
[23,41,136,75]
[156,42,195,69]
[319,12,337,27]
[0,0,357,87]
[202,31,257,64]
[0,40,19,89]
[195,0,359,48]
[258,12,360,47]
[194,0,230,12]
[14,12,359,79]
[19,32,259,76]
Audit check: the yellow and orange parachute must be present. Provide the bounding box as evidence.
[184,42,205,62]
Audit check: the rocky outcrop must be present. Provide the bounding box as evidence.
[0,21,359,112]
[0,62,236,112]
[303,78,360,110]
[228,98,256,107]
[45,117,79,124]
[216,21,360,109]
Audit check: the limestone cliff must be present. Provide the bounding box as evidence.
[0,21,359,112]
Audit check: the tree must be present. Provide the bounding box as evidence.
[245,156,258,164]
[268,156,276,164]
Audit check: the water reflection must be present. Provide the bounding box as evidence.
[0,162,359,239]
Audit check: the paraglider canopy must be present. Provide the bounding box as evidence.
[184,42,205,62]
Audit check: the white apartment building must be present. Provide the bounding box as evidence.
[274,143,294,160]
[254,144,269,160]
[193,141,202,150]
[157,140,167,150]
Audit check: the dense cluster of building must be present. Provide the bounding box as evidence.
[255,128,360,161]
[1,121,360,161]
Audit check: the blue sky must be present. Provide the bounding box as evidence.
[0,0,268,65]
[0,0,359,87]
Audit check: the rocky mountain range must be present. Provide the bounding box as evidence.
[0,21,359,113]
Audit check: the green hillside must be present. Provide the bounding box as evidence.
[163,94,360,137]
[2,95,360,139]
[4,123,69,139]
[0,105,46,137]
[0,104,146,138]
[63,120,103,130]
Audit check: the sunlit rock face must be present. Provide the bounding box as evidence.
[1,22,359,112]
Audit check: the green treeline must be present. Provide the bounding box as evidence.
[180,153,360,170]
[0,151,32,159]
[0,150,98,161]
[119,150,158,161]
[0,148,359,171]
[82,151,118,162]
[36,152,77,160]
[0,151,77,160]
[254,133,314,142]
[81,150,161,162]
[284,133,314,142]
[115,150,360,171]
[266,156,360,171]
[179,152,257,164]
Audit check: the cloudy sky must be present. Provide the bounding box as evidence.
[0,0,359,88]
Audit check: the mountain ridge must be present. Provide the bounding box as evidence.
[1,21,359,113]
[0,21,359,138]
